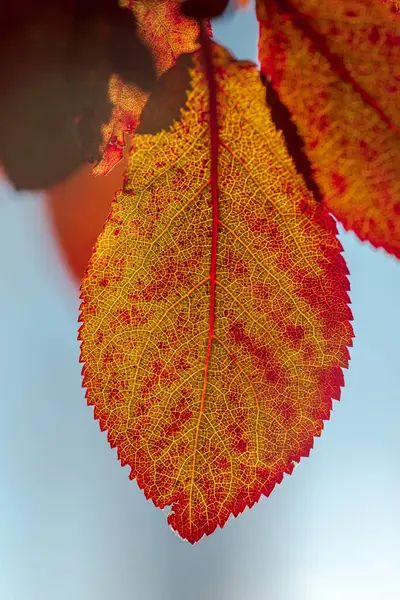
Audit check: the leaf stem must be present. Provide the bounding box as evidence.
[199,21,220,345]
[188,23,220,530]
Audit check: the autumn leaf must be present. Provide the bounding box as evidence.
[79,40,353,542]
[94,0,200,174]
[257,0,400,257]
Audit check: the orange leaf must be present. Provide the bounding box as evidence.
[46,157,127,280]
[94,0,200,175]
[257,0,400,257]
[79,42,353,543]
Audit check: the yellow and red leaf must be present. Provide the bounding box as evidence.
[79,42,353,543]
[257,0,400,257]
[95,0,200,174]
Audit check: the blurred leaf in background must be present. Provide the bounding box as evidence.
[0,0,156,190]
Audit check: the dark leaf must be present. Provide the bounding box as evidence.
[136,53,193,135]
[0,0,157,189]
[104,6,157,92]
[0,6,84,189]
[180,0,230,20]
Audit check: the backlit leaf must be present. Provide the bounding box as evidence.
[95,0,200,174]
[79,43,353,543]
[257,0,400,257]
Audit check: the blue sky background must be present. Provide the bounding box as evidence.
[0,4,399,599]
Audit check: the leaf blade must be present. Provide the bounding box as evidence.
[80,43,353,543]
[257,0,400,257]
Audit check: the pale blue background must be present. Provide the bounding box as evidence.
[0,5,399,599]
